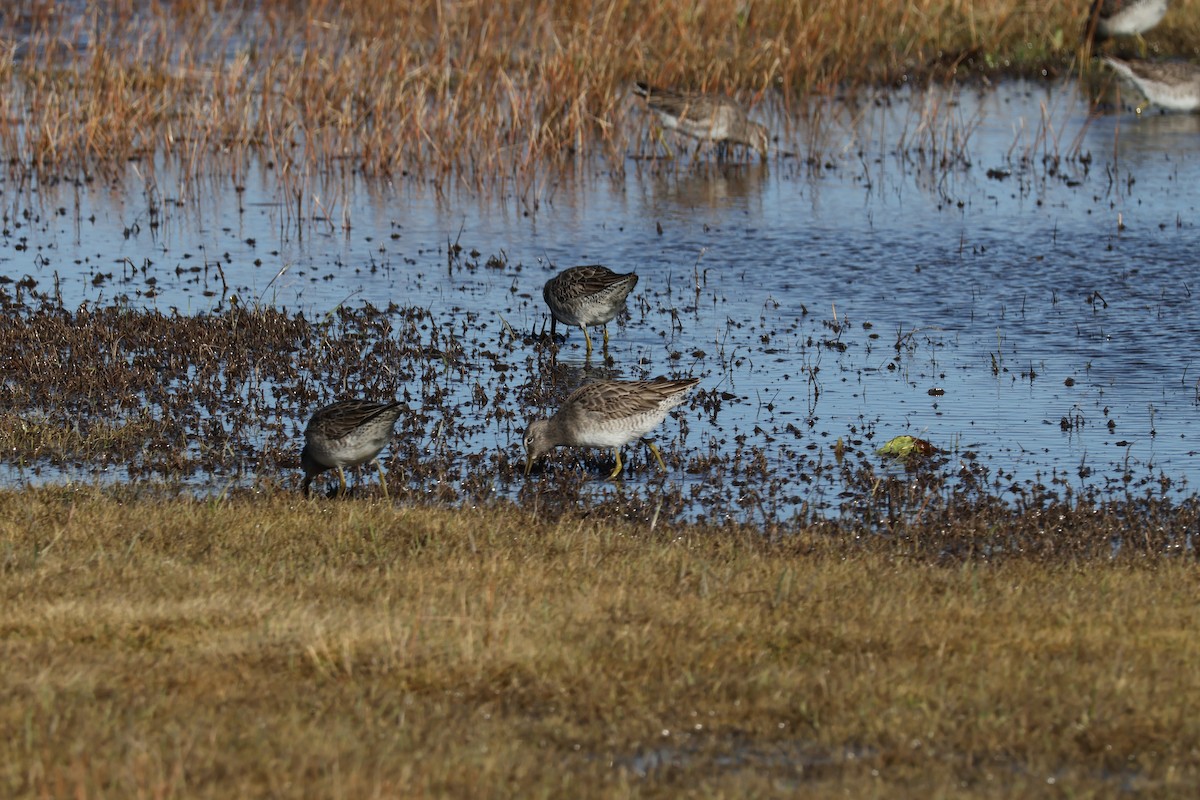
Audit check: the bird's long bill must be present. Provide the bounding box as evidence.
[524,458,533,476]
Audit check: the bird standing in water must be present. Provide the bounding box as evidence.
[542,265,639,357]
[1101,55,1200,112]
[523,377,700,480]
[300,399,408,498]
[633,82,769,162]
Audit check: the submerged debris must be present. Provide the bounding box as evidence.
[877,435,942,462]
[0,285,1191,549]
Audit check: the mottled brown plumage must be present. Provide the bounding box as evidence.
[301,399,408,498]
[524,377,699,479]
[633,82,769,161]
[543,265,639,355]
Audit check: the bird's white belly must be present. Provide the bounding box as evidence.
[308,435,389,468]
[1101,0,1168,36]
[574,412,666,448]
[656,111,726,141]
[1144,82,1200,111]
[652,109,681,131]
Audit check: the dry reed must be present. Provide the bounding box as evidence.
[2,0,1195,192]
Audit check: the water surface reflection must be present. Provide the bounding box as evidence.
[1,80,1197,523]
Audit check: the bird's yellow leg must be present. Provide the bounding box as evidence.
[336,466,348,498]
[602,325,610,350]
[606,448,624,480]
[374,458,390,501]
[646,441,667,472]
[654,127,675,159]
[581,325,594,356]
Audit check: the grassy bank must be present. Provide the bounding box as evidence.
[2,1,1198,182]
[2,488,1198,797]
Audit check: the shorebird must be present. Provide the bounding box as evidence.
[1084,0,1169,49]
[542,265,639,356]
[1102,55,1200,112]
[633,82,769,161]
[300,399,408,498]
[523,377,700,480]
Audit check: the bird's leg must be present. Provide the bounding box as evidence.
[606,448,624,480]
[581,325,594,357]
[549,316,558,344]
[654,127,675,159]
[336,466,348,498]
[373,458,390,501]
[602,324,610,351]
[644,439,667,472]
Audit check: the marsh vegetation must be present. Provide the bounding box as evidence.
[3,1,1200,796]
[2,0,1198,186]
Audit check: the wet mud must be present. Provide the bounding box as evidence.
[0,72,1198,559]
[1,279,1197,562]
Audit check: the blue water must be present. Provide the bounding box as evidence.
[2,79,1198,520]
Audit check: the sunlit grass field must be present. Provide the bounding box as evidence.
[3,489,1199,797]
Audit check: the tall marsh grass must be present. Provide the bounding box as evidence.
[4,0,1194,191]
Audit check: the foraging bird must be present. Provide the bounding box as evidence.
[300,399,408,498]
[542,265,639,356]
[523,377,700,480]
[1101,55,1200,112]
[633,82,769,161]
[1084,0,1169,44]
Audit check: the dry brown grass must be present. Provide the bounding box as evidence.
[3,488,1199,797]
[2,0,1197,189]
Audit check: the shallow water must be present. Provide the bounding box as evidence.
[2,79,1198,521]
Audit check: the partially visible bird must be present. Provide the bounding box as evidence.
[300,399,408,498]
[543,265,639,357]
[1102,55,1200,112]
[1084,0,1169,45]
[633,82,769,161]
[523,377,700,480]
